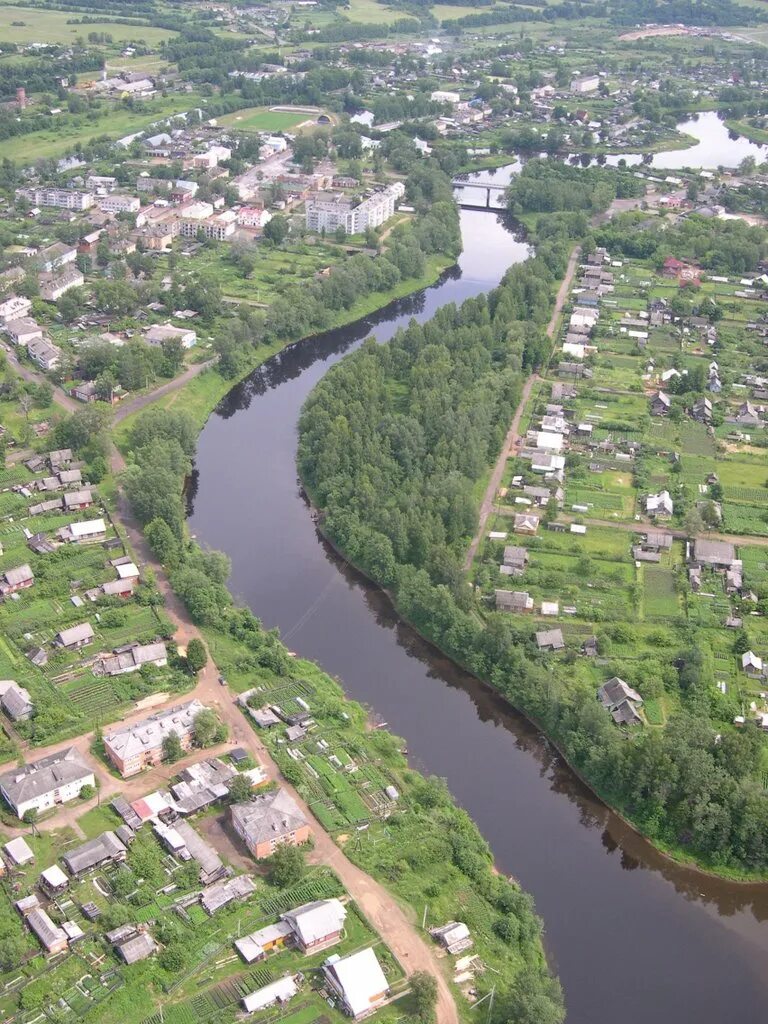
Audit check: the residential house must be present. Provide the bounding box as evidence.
[0,295,32,323]
[39,267,85,302]
[513,513,540,535]
[323,947,389,1020]
[27,336,62,371]
[200,874,257,915]
[645,491,673,518]
[742,651,763,676]
[63,831,127,876]
[55,621,95,649]
[0,563,34,596]
[0,681,33,721]
[281,898,347,953]
[230,789,311,859]
[0,747,94,819]
[495,589,534,612]
[691,538,736,569]
[26,908,68,954]
[144,323,197,349]
[535,629,565,652]
[691,397,713,423]
[98,642,168,676]
[63,490,94,512]
[38,241,77,273]
[650,391,671,416]
[502,545,529,575]
[57,518,106,544]
[598,677,644,726]
[103,699,207,776]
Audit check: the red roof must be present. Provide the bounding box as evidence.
[663,257,685,270]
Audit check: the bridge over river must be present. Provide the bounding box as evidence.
[451,178,508,209]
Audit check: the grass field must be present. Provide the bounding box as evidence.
[218,106,313,133]
[0,6,176,45]
[344,0,415,23]
[3,93,206,162]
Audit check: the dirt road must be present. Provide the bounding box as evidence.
[464,245,581,569]
[113,359,216,424]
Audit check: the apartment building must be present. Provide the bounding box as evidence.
[103,699,208,776]
[0,748,95,819]
[305,181,404,235]
[98,194,141,214]
[19,187,94,210]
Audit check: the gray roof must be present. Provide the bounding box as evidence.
[535,629,565,650]
[104,699,206,761]
[174,820,225,883]
[4,564,34,587]
[201,874,256,915]
[0,748,91,812]
[644,531,672,550]
[1,684,33,721]
[117,932,158,964]
[231,789,307,848]
[693,538,736,566]
[63,831,126,875]
[27,908,67,951]
[56,622,95,647]
[598,677,642,709]
[63,489,92,508]
[503,545,528,566]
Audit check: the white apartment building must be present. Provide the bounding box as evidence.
[0,295,32,324]
[178,211,235,241]
[0,748,95,819]
[305,182,404,235]
[236,206,273,229]
[98,194,141,214]
[19,187,94,210]
[571,75,600,93]
[431,90,461,104]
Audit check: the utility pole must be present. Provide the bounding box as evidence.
[473,985,495,1024]
[422,904,428,930]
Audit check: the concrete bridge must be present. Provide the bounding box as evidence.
[451,180,508,209]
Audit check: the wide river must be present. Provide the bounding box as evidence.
[189,118,768,1023]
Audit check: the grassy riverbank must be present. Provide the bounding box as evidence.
[725,118,768,145]
[114,251,455,439]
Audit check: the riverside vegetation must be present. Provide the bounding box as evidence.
[297,159,768,877]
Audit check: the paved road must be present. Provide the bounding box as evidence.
[464,244,582,569]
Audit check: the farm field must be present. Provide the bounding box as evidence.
[0,6,177,45]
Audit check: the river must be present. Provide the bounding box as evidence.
[188,164,768,1023]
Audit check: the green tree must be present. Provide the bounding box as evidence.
[267,841,305,885]
[263,215,289,245]
[79,783,96,800]
[145,517,183,568]
[227,774,253,803]
[162,730,184,762]
[410,971,438,1024]
[193,708,226,747]
[186,637,208,674]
